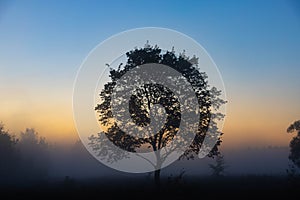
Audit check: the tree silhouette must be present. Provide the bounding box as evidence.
[89,43,226,188]
[0,122,19,182]
[287,120,300,169]
[209,153,226,177]
[17,128,50,180]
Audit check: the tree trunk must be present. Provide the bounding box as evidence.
[154,169,161,192]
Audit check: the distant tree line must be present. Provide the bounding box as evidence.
[0,123,50,184]
[1,119,299,185]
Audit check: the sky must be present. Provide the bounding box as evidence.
[0,0,299,149]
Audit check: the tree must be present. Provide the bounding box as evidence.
[0,122,19,182]
[209,153,226,177]
[287,120,300,169]
[89,43,226,189]
[17,128,50,180]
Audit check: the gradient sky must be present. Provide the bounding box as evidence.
[0,0,299,148]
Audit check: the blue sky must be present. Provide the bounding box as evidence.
[0,0,299,146]
[1,0,299,82]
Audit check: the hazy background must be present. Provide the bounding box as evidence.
[0,0,300,178]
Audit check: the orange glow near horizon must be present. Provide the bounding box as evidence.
[0,85,79,144]
[0,83,299,148]
[221,93,299,149]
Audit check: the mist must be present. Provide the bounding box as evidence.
[0,125,293,186]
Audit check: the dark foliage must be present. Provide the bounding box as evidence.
[90,44,226,187]
[287,120,300,168]
[0,123,19,181]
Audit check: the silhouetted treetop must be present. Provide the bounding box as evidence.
[92,44,225,156]
[0,123,17,152]
[287,120,300,135]
[0,123,19,181]
[91,43,226,187]
[287,120,300,169]
[17,128,50,180]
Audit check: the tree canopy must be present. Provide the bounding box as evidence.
[89,44,226,186]
[287,120,300,168]
[0,123,19,180]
